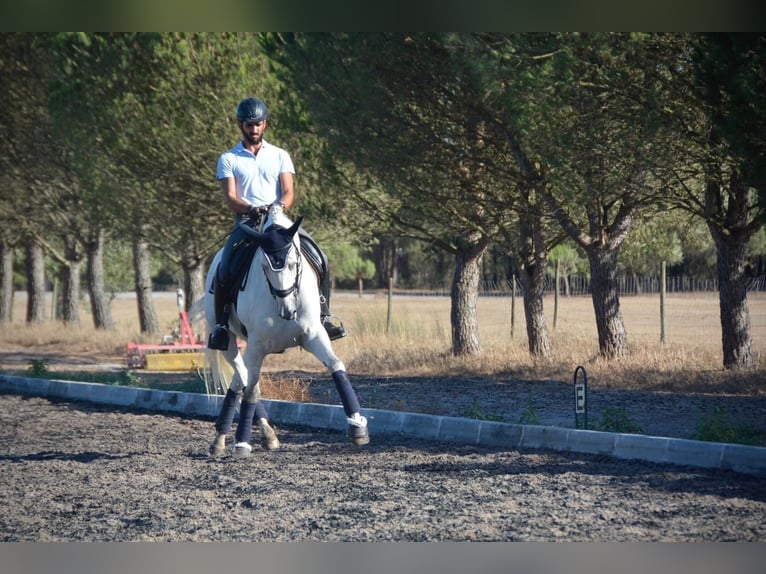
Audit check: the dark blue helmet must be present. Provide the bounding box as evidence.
[236,98,269,123]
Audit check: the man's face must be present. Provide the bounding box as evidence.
[240,119,266,147]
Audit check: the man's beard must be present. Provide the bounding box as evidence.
[242,130,262,147]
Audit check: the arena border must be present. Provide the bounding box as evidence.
[2,374,765,476]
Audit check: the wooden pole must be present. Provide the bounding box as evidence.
[553,259,560,330]
[386,276,393,335]
[660,261,667,344]
[510,274,516,339]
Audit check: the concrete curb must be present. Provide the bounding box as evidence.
[2,374,765,476]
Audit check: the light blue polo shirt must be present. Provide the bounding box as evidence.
[216,139,295,208]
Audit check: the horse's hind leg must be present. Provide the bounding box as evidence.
[232,394,280,457]
[258,415,280,451]
[233,354,281,456]
[209,388,241,456]
[209,350,247,457]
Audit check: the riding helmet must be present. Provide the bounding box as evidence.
[236,97,269,123]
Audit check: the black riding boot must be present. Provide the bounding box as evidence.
[207,280,231,350]
[320,273,347,341]
[298,229,347,341]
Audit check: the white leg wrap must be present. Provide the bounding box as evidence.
[347,412,367,428]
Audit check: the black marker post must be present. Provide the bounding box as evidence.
[574,365,588,430]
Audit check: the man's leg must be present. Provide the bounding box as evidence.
[207,278,232,350]
[207,229,240,350]
[318,264,347,340]
[298,230,347,341]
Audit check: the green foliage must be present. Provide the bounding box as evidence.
[547,243,587,277]
[462,399,504,422]
[693,407,766,446]
[118,369,144,387]
[692,34,766,198]
[591,407,644,434]
[518,399,540,425]
[619,211,685,275]
[4,33,766,366]
[324,242,377,284]
[101,240,176,293]
[26,359,49,377]
[33,368,207,394]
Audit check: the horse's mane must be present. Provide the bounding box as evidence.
[267,208,293,230]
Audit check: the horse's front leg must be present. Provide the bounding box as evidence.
[232,354,280,458]
[303,335,369,446]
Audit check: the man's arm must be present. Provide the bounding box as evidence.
[220,177,252,215]
[279,172,295,210]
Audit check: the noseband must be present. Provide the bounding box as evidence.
[263,241,302,301]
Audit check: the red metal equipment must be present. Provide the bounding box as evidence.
[126,289,207,370]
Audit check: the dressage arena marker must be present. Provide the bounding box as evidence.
[1,374,766,476]
[574,365,588,430]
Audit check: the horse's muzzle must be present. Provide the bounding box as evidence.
[279,308,297,321]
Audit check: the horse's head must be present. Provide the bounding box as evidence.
[256,216,304,321]
[262,202,293,230]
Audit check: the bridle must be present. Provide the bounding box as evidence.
[262,240,302,302]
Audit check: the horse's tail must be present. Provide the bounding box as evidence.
[190,295,234,395]
[189,296,206,322]
[205,348,234,395]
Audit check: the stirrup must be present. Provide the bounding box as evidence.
[322,315,347,341]
[207,324,231,350]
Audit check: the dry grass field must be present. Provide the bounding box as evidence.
[2,290,766,395]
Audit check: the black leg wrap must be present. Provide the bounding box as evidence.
[332,370,361,417]
[235,400,258,444]
[215,389,242,434]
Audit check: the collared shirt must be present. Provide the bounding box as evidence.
[216,139,295,208]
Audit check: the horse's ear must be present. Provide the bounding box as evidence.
[288,216,304,236]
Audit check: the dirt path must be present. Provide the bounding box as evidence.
[2,394,765,542]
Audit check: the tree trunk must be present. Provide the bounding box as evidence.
[25,237,46,324]
[132,233,160,335]
[86,228,115,330]
[517,259,552,358]
[587,245,629,358]
[182,260,206,312]
[706,175,755,369]
[450,237,488,356]
[61,234,81,326]
[516,214,552,358]
[376,236,398,289]
[0,240,14,323]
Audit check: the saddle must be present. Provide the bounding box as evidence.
[211,223,326,301]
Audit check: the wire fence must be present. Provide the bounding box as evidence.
[389,274,766,298]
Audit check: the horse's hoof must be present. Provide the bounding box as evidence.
[258,419,280,451]
[260,435,281,451]
[348,424,370,446]
[260,426,280,451]
[232,442,253,459]
[209,434,227,457]
[209,443,227,457]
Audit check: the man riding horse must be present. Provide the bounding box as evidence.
[207,97,346,350]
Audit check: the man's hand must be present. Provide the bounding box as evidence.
[247,205,268,219]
